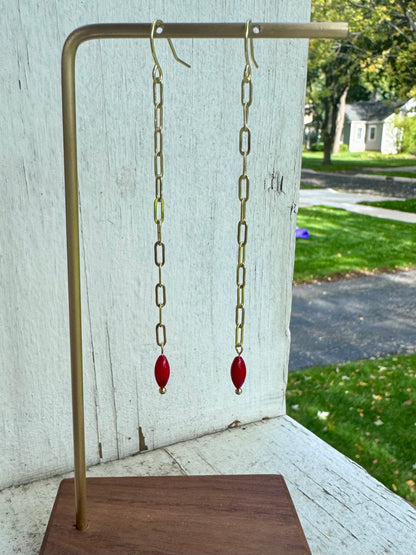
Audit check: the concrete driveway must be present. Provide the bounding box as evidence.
[299,187,416,223]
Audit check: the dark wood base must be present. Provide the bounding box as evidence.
[40,475,311,555]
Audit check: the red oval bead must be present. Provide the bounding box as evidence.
[155,355,170,389]
[231,356,246,389]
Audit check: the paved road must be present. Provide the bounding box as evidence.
[289,270,416,370]
[301,169,416,198]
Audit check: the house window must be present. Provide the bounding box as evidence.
[369,126,376,140]
[356,126,364,140]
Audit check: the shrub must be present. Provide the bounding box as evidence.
[310,141,324,152]
[394,114,416,154]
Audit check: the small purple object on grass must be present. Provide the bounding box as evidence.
[296,227,309,239]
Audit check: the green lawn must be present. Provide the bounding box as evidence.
[360,198,416,214]
[294,206,416,282]
[287,354,416,505]
[371,171,416,178]
[303,151,416,174]
[299,182,325,189]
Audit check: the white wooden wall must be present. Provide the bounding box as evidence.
[0,0,310,489]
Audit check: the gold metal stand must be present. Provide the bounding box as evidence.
[60,21,348,539]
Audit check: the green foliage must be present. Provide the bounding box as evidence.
[307,1,390,163]
[357,1,416,98]
[309,141,324,152]
[308,0,416,163]
[287,354,416,505]
[294,206,416,282]
[394,114,416,154]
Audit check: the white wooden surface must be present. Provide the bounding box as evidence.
[0,0,310,489]
[1,417,415,555]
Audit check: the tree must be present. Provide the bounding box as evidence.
[308,0,416,164]
[349,1,416,98]
[308,1,372,163]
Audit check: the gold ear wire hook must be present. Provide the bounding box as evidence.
[150,19,191,72]
[244,20,259,71]
[166,37,191,68]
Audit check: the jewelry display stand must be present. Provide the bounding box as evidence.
[40,22,347,555]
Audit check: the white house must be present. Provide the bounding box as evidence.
[343,98,416,154]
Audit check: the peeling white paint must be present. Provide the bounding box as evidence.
[0,0,310,489]
[1,417,415,555]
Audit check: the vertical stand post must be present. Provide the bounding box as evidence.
[62,35,88,531]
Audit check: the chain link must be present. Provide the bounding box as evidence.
[234,65,252,356]
[153,65,167,353]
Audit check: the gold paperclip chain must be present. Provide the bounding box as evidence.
[234,56,252,356]
[153,62,167,354]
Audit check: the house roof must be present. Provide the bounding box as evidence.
[345,100,405,123]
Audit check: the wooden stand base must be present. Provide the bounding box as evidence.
[40,475,311,555]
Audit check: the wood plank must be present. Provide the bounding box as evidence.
[166,417,416,554]
[2,417,416,554]
[39,475,311,555]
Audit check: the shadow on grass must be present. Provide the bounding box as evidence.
[294,206,416,283]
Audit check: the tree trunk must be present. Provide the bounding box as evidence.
[322,89,347,165]
[323,138,332,165]
[322,98,332,165]
[332,86,349,155]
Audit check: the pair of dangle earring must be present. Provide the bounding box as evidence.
[151,20,257,395]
